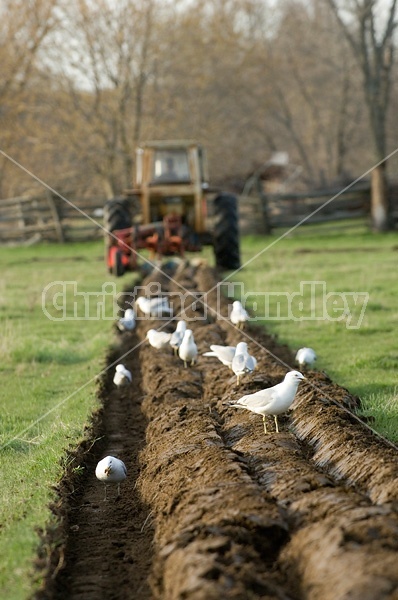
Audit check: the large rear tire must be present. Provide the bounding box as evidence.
[103,198,132,233]
[213,193,241,270]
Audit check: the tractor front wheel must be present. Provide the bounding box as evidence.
[213,193,241,270]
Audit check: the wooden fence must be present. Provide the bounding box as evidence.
[1,180,396,244]
[0,194,106,244]
[237,178,372,234]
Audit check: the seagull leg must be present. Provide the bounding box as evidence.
[103,484,108,501]
[274,415,279,433]
[263,415,267,434]
[184,360,187,368]
[117,483,121,497]
[236,375,240,386]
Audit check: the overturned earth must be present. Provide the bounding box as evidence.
[34,261,398,600]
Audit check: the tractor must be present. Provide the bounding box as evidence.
[104,140,240,276]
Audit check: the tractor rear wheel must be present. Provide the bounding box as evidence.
[213,193,241,270]
[104,198,132,233]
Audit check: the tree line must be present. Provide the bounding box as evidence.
[0,0,397,230]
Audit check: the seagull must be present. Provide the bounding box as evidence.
[95,455,127,500]
[226,371,305,433]
[230,300,250,329]
[170,320,187,355]
[146,328,172,350]
[116,308,136,332]
[295,347,317,370]
[113,364,132,387]
[178,329,198,367]
[203,344,236,369]
[231,342,257,385]
[136,296,173,318]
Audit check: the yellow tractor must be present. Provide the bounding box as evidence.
[104,140,240,275]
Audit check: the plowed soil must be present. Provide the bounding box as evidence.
[34,261,398,600]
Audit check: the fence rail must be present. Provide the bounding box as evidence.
[237,178,372,234]
[0,181,397,244]
[0,195,105,244]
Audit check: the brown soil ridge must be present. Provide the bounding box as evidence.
[34,260,398,600]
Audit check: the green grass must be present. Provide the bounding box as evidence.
[0,241,134,599]
[225,225,398,440]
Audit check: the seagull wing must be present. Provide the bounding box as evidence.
[232,353,247,374]
[170,330,183,348]
[210,345,236,361]
[247,355,257,372]
[233,387,276,410]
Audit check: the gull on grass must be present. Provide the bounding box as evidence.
[231,341,257,385]
[226,371,305,434]
[230,300,250,329]
[113,364,132,387]
[295,347,317,370]
[117,308,136,332]
[203,344,236,369]
[95,455,127,500]
[178,329,198,367]
[170,320,187,355]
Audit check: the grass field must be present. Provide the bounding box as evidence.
[226,225,398,440]
[0,227,397,598]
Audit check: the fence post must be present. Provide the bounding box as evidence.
[45,191,64,242]
[254,175,272,234]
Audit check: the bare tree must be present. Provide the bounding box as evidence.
[0,0,61,196]
[45,0,156,197]
[326,0,397,230]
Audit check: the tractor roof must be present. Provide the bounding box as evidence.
[138,140,200,150]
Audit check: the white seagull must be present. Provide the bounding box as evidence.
[295,347,317,370]
[231,342,257,385]
[136,296,173,318]
[117,308,136,332]
[230,300,250,329]
[146,328,172,350]
[178,329,198,367]
[170,320,187,355]
[95,455,127,500]
[227,371,305,434]
[203,344,236,369]
[113,364,132,387]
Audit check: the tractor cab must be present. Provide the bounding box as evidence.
[133,141,209,233]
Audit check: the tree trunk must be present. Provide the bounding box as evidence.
[371,163,389,232]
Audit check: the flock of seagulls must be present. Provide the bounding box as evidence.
[97,297,315,498]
